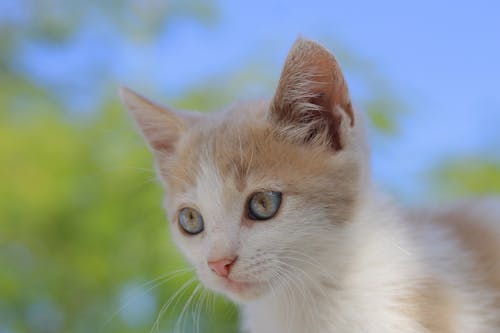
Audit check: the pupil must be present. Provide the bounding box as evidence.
[259,198,266,209]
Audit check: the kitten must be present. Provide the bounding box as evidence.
[120,38,500,333]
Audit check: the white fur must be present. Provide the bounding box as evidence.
[161,110,500,332]
[241,189,499,333]
[166,155,499,332]
[122,39,500,333]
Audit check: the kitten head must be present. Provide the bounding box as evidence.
[120,38,369,303]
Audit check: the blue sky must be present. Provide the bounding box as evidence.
[11,0,500,201]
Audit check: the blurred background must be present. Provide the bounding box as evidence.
[1,0,499,332]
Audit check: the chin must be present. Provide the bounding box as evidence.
[204,276,268,303]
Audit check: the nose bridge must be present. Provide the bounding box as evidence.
[206,220,239,260]
[195,161,241,260]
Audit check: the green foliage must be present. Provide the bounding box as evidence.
[365,98,399,134]
[0,2,234,329]
[0,80,237,332]
[1,2,497,332]
[432,158,500,198]
[0,0,218,45]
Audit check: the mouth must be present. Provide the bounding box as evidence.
[221,277,256,294]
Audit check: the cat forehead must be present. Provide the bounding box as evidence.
[162,100,268,191]
[161,102,335,196]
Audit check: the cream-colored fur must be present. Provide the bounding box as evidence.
[120,38,500,332]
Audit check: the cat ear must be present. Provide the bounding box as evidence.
[269,38,354,151]
[119,86,186,154]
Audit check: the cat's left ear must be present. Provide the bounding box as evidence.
[119,86,191,155]
[269,38,354,151]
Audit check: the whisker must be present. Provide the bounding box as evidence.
[120,166,157,174]
[274,265,295,332]
[194,287,207,333]
[150,277,197,333]
[283,248,327,268]
[245,144,255,177]
[175,283,202,333]
[275,259,318,328]
[101,268,192,329]
[131,176,160,191]
[279,254,330,277]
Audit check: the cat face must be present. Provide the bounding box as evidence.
[121,38,366,302]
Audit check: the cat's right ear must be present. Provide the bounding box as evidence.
[119,86,187,154]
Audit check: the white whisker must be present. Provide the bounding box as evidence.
[174,283,202,333]
[150,277,197,333]
[102,268,192,329]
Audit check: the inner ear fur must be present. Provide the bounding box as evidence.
[119,86,186,154]
[269,38,354,151]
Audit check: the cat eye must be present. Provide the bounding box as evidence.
[178,207,204,235]
[247,191,282,220]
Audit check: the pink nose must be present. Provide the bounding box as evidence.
[208,257,237,277]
